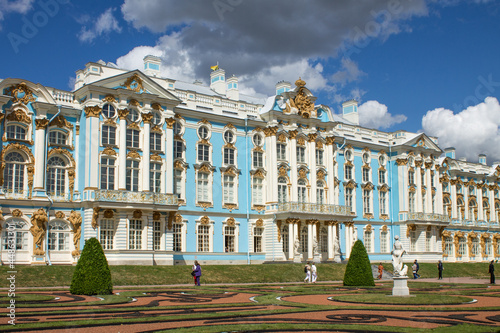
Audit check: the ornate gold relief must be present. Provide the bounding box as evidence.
[103,209,114,218]
[118,108,129,119]
[307,133,317,142]
[167,211,175,230]
[381,225,388,232]
[92,207,99,229]
[49,115,73,130]
[129,99,140,107]
[133,210,142,219]
[30,208,47,256]
[198,202,213,210]
[199,164,213,174]
[297,137,305,146]
[104,118,116,126]
[102,147,117,156]
[151,102,163,111]
[223,203,237,211]
[288,130,298,139]
[200,216,210,225]
[277,133,287,143]
[263,126,278,137]
[127,150,141,159]
[226,217,235,226]
[293,80,315,119]
[278,166,288,177]
[317,170,325,180]
[12,209,23,217]
[142,113,153,124]
[316,141,323,149]
[7,109,31,124]
[35,118,49,130]
[6,82,36,104]
[127,122,140,130]
[276,220,282,242]
[252,205,265,212]
[365,224,372,232]
[123,73,144,92]
[363,213,374,220]
[151,153,162,162]
[298,168,308,179]
[0,143,35,186]
[256,218,264,227]
[85,106,101,118]
[68,211,82,256]
[166,118,175,129]
[396,158,408,166]
[153,211,161,221]
[55,211,65,219]
[102,95,116,103]
[406,224,416,238]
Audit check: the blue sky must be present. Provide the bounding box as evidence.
[1,0,500,162]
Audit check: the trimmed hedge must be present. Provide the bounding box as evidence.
[70,237,113,295]
[343,240,375,286]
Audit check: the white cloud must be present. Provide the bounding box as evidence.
[358,100,407,129]
[0,0,34,30]
[422,97,500,163]
[78,8,122,43]
[332,58,366,86]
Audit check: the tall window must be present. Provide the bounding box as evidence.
[378,169,386,184]
[126,159,140,192]
[47,156,66,196]
[224,225,235,252]
[100,157,115,190]
[457,198,465,220]
[425,229,432,252]
[253,151,263,168]
[174,140,184,159]
[296,146,306,163]
[172,223,182,252]
[319,227,328,252]
[150,162,162,193]
[174,169,183,198]
[198,144,210,162]
[197,172,210,202]
[2,220,28,250]
[362,168,370,182]
[126,128,140,148]
[100,219,114,250]
[364,229,372,252]
[380,229,388,252]
[345,165,353,180]
[153,221,162,251]
[316,181,325,205]
[484,238,492,256]
[281,226,289,253]
[408,170,415,185]
[150,132,162,151]
[443,196,451,217]
[316,149,324,166]
[363,189,371,215]
[252,177,264,205]
[483,200,490,222]
[471,237,480,257]
[197,224,210,252]
[444,236,453,256]
[102,125,116,145]
[128,219,142,250]
[409,192,416,213]
[223,175,235,203]
[300,227,308,252]
[6,124,27,140]
[48,221,70,251]
[4,152,25,193]
[345,187,353,209]
[379,191,387,215]
[458,237,467,257]
[253,227,263,252]
[278,177,287,203]
[277,143,286,160]
[468,200,477,221]
[298,179,307,203]
[223,147,235,165]
[410,229,417,252]
[49,130,68,145]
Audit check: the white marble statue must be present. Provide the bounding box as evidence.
[294,237,300,256]
[391,235,408,277]
[312,236,319,255]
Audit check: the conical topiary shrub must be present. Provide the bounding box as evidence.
[70,237,113,295]
[343,239,375,286]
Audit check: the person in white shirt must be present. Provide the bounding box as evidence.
[303,262,311,283]
[311,263,317,283]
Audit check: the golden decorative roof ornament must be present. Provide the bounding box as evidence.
[295,77,306,87]
[6,82,36,104]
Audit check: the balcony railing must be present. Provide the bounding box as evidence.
[2,189,29,199]
[267,201,352,216]
[403,212,452,223]
[93,189,178,206]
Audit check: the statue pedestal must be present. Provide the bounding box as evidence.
[293,254,303,263]
[313,254,321,263]
[392,276,410,296]
[31,255,46,265]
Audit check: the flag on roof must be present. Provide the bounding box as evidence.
[210,64,219,71]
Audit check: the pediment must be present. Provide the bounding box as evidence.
[403,133,442,153]
[0,78,56,105]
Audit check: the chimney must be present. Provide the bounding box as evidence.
[479,154,487,165]
[342,100,359,125]
[444,147,456,159]
[143,55,161,77]
[275,81,291,95]
[210,67,226,95]
[226,75,239,100]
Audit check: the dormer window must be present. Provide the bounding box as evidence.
[127,108,140,122]
[6,124,27,141]
[198,126,209,139]
[253,133,263,147]
[224,130,234,144]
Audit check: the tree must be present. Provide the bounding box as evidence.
[343,240,375,286]
[70,237,113,295]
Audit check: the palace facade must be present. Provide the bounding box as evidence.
[1,56,499,265]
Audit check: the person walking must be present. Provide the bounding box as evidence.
[311,263,317,283]
[412,261,418,279]
[437,260,443,280]
[489,260,495,284]
[191,262,197,285]
[378,263,384,280]
[304,262,311,283]
[193,260,202,286]
[414,260,420,279]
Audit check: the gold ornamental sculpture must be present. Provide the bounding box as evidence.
[30,208,48,256]
[284,78,316,119]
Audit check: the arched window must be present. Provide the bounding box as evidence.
[2,219,28,250]
[3,152,26,193]
[47,156,66,196]
[468,199,477,221]
[298,179,307,203]
[443,196,451,217]
[483,199,490,222]
[6,124,27,140]
[278,177,287,203]
[48,220,70,251]
[408,191,416,213]
[457,198,465,220]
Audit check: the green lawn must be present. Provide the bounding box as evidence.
[0,262,492,288]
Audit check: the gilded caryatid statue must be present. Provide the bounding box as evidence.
[29,208,48,256]
[68,211,82,256]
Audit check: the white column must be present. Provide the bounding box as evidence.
[489,189,496,222]
[463,187,469,220]
[290,134,298,201]
[344,222,351,258]
[85,109,100,189]
[327,222,333,260]
[436,171,444,214]
[416,165,423,212]
[309,137,317,203]
[478,186,484,221]
[74,124,80,194]
[425,167,432,212]
[33,121,47,190]
[114,211,128,250]
[118,111,128,190]
[265,128,278,203]
[288,220,294,260]
[142,115,152,191]
[165,118,175,194]
[326,139,335,205]
[451,182,457,219]
[307,221,313,259]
